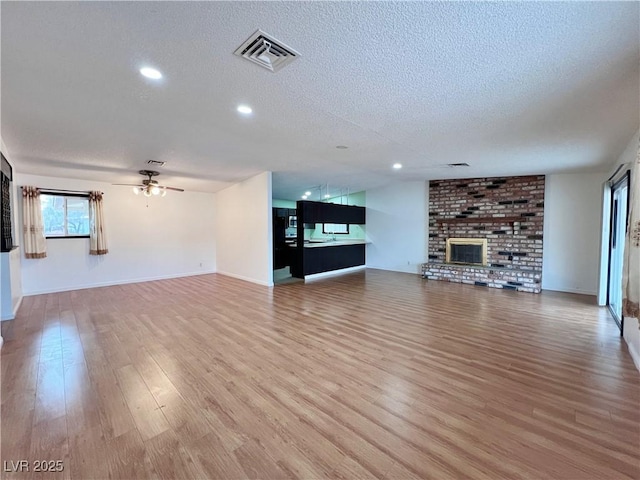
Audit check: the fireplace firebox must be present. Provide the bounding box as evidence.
[446,238,487,266]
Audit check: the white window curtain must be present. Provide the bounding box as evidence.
[89,191,108,255]
[22,186,46,259]
[622,147,639,327]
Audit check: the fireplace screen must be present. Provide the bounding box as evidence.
[446,238,487,266]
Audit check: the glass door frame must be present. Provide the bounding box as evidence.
[607,170,630,333]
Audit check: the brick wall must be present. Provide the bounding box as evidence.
[426,175,545,293]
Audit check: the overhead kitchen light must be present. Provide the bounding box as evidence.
[237,105,253,114]
[393,163,403,169]
[324,194,331,199]
[140,67,163,80]
[301,195,308,199]
[304,191,311,196]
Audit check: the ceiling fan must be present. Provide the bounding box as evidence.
[113,170,184,197]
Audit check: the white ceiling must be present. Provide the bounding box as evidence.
[1,1,638,200]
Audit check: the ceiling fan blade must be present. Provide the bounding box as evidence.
[162,186,185,192]
[112,183,143,187]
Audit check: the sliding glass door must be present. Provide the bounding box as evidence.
[608,174,629,328]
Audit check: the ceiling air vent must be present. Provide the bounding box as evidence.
[448,163,470,167]
[234,29,300,73]
[147,160,166,167]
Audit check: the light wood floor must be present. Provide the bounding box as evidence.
[1,270,638,479]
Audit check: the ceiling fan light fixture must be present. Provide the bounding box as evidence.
[114,169,184,197]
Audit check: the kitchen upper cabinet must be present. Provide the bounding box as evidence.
[344,205,365,224]
[322,204,345,223]
[297,200,365,225]
[299,201,319,223]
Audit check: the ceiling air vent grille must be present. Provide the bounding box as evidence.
[234,29,300,73]
[147,160,166,167]
[448,163,470,167]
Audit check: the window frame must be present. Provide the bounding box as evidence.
[322,223,349,235]
[40,191,91,239]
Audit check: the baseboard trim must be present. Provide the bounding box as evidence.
[627,340,640,372]
[216,271,274,287]
[1,295,24,321]
[542,287,597,296]
[365,265,421,275]
[623,316,640,372]
[22,270,217,296]
[305,265,366,282]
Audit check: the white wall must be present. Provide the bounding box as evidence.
[542,173,603,295]
[0,137,23,323]
[16,173,216,295]
[1,248,22,320]
[215,171,273,286]
[365,181,426,274]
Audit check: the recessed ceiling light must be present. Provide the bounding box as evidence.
[393,163,403,169]
[336,145,348,149]
[304,191,311,196]
[301,195,308,199]
[140,67,162,80]
[237,105,253,114]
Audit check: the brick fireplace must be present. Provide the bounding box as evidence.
[423,175,544,293]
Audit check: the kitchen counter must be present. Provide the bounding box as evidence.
[288,239,368,248]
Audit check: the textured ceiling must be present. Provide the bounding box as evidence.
[1,1,638,200]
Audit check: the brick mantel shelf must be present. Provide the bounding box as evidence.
[435,216,524,224]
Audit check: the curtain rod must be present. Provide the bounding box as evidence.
[20,186,104,195]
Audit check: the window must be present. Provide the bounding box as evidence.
[41,194,90,238]
[322,223,349,234]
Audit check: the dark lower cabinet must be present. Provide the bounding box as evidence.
[300,244,365,277]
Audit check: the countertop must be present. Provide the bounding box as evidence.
[288,239,369,248]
